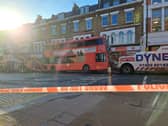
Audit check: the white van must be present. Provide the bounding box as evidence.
[118,46,168,73]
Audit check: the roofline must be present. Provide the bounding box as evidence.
[33,1,143,27]
[96,0,143,12]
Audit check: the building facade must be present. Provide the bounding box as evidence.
[144,0,168,51]
[31,0,143,61]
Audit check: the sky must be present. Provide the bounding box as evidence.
[0,0,98,24]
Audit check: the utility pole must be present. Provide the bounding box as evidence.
[146,0,149,51]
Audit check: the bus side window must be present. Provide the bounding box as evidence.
[59,43,64,48]
[96,53,106,62]
[85,40,97,46]
[62,57,74,64]
[55,57,59,64]
[43,57,49,64]
[70,43,78,48]
[84,39,103,46]
[77,41,84,48]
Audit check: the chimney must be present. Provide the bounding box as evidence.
[98,0,103,8]
[72,3,80,14]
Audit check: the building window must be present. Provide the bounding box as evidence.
[113,0,120,5]
[111,14,118,25]
[80,6,89,14]
[50,25,57,35]
[73,21,79,32]
[119,31,124,44]
[80,7,85,14]
[101,15,108,27]
[86,18,92,30]
[127,0,135,2]
[152,8,162,32]
[125,11,134,23]
[127,30,133,43]
[85,6,89,13]
[111,32,116,45]
[103,2,110,8]
[57,13,64,20]
[40,27,46,36]
[41,27,46,32]
[165,8,168,31]
[152,0,161,4]
[61,24,66,34]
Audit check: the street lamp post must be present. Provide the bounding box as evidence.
[146,0,149,51]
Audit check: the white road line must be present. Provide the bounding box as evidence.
[143,75,148,85]
[152,93,160,108]
[0,105,24,115]
[142,75,160,110]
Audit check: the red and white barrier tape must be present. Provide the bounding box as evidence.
[0,84,167,93]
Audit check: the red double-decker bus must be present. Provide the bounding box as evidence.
[44,37,109,72]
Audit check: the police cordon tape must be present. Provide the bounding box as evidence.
[0,84,168,93]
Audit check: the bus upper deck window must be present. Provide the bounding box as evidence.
[77,41,84,47]
[96,39,103,45]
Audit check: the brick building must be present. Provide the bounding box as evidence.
[31,0,143,61]
[144,0,168,51]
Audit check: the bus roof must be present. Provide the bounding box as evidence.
[57,36,104,45]
[67,36,103,43]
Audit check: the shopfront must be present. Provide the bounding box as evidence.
[148,32,168,51]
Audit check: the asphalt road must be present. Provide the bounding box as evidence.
[0,72,167,87]
[0,73,167,126]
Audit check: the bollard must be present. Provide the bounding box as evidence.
[108,67,112,76]
[108,67,112,85]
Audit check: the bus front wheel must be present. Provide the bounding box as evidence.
[83,65,90,73]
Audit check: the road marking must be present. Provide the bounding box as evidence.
[0,105,24,115]
[152,93,160,108]
[143,75,148,85]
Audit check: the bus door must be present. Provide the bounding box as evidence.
[95,53,108,70]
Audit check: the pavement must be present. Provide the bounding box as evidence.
[0,93,161,126]
[0,73,167,125]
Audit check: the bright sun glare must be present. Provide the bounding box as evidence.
[0,9,23,30]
